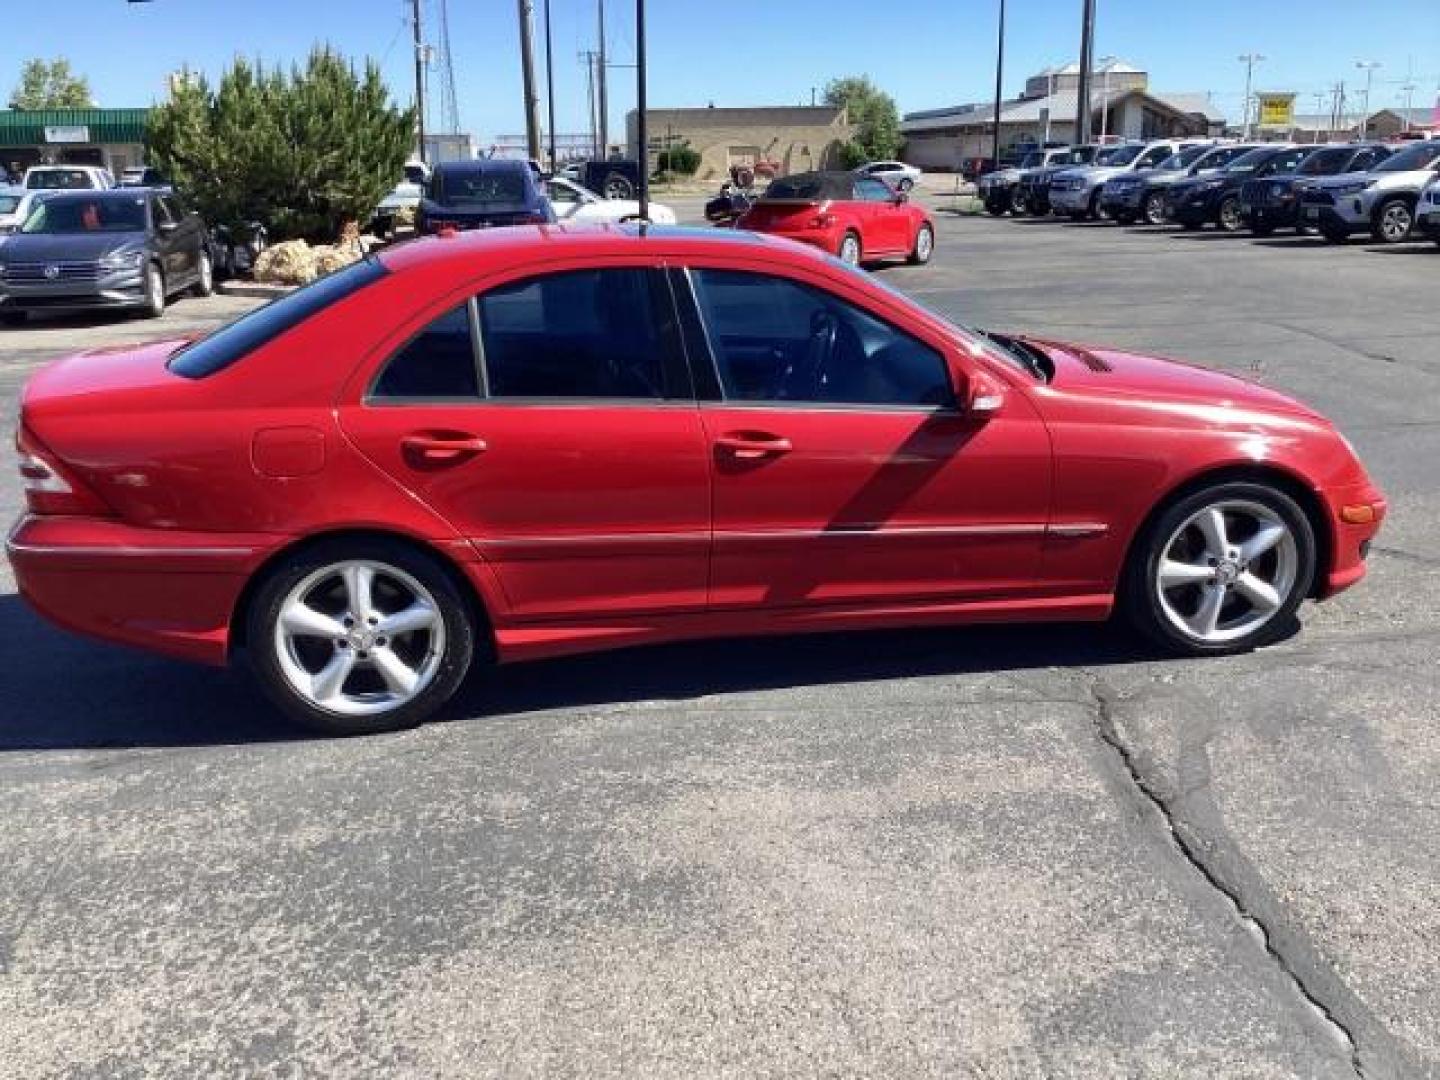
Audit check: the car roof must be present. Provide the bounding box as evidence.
[29,188,150,202]
[433,158,530,174]
[379,222,824,277]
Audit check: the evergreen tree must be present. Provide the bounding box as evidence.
[146,47,416,241]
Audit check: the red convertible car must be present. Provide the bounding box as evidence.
[737,170,934,267]
[9,225,1384,735]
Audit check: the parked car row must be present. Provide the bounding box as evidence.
[983,137,1440,247]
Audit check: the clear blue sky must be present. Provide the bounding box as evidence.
[4,0,1438,141]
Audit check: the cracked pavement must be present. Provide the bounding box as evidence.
[1,207,1437,1077]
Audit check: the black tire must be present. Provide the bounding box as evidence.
[1009,187,1027,214]
[191,249,215,297]
[908,223,934,265]
[602,172,635,200]
[142,262,166,318]
[1123,481,1315,657]
[1142,191,1167,226]
[1370,198,1414,244]
[1217,195,1243,233]
[1088,189,1105,221]
[985,199,1007,216]
[245,537,478,736]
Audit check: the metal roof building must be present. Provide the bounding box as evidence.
[0,108,150,181]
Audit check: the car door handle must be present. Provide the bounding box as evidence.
[715,433,793,460]
[400,432,488,466]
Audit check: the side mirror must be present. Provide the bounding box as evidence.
[965,370,1006,417]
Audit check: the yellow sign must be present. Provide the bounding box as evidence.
[1258,93,1296,128]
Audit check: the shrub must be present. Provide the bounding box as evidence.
[657,141,701,176]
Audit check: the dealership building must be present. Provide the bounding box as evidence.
[901,60,1225,169]
[627,105,853,182]
[0,107,150,181]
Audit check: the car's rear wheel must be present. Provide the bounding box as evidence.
[1142,191,1167,226]
[985,199,1007,216]
[908,223,934,265]
[1009,187,1027,214]
[1371,198,1414,244]
[1125,482,1315,655]
[192,250,214,297]
[838,231,862,266]
[1088,189,1106,221]
[142,262,166,318]
[247,538,476,735]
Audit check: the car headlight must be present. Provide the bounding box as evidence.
[1333,180,1373,197]
[100,250,144,270]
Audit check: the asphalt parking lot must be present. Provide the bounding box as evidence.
[2,204,1438,1078]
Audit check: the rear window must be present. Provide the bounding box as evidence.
[169,258,388,378]
[435,167,528,205]
[0,194,21,214]
[25,169,92,190]
[765,175,829,200]
[1374,141,1440,173]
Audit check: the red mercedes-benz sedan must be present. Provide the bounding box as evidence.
[736,170,934,267]
[8,225,1384,735]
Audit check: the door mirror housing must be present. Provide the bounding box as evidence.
[965,369,1007,417]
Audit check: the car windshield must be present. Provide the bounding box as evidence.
[0,194,22,214]
[1191,146,1250,172]
[437,168,527,205]
[1374,141,1440,172]
[1102,145,1144,166]
[1222,148,1279,175]
[1298,147,1354,175]
[25,169,93,190]
[1161,145,1211,170]
[20,196,146,233]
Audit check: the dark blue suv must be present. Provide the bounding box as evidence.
[416,159,555,234]
[1239,143,1392,236]
[1167,146,1316,232]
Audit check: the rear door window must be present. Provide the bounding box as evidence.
[371,304,481,401]
[476,268,688,401]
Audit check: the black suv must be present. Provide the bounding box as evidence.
[0,188,211,322]
[416,159,555,234]
[1240,143,1392,236]
[1015,145,1100,217]
[1167,146,1311,232]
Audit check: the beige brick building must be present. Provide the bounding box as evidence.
[626,105,853,182]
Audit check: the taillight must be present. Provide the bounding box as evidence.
[810,213,836,228]
[15,424,111,516]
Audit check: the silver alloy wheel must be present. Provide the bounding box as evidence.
[839,234,861,265]
[1144,192,1166,225]
[1154,499,1298,645]
[198,251,212,292]
[1010,187,1027,213]
[1378,202,1412,242]
[274,559,446,717]
[914,225,934,262]
[1219,197,1241,231]
[145,264,164,315]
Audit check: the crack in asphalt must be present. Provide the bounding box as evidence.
[1084,677,1384,1080]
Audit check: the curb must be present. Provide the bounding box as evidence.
[216,280,294,299]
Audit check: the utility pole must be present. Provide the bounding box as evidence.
[635,0,648,218]
[580,50,600,157]
[597,0,609,160]
[410,0,426,162]
[1075,0,1096,144]
[516,0,542,161]
[1099,58,1113,141]
[1238,53,1264,139]
[989,0,1006,171]
[1355,60,1381,139]
[544,0,557,169]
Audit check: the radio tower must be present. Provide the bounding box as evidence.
[436,0,461,135]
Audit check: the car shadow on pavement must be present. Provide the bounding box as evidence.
[0,594,299,751]
[460,620,1171,721]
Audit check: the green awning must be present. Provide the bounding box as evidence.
[0,108,149,145]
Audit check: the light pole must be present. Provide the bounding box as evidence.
[989,0,1006,171]
[635,0,648,219]
[544,0,557,170]
[1238,53,1264,139]
[1075,0,1097,144]
[1355,60,1381,139]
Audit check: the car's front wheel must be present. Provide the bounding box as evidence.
[141,262,166,318]
[1217,195,1243,233]
[247,538,477,735]
[192,250,214,297]
[1371,198,1414,244]
[908,223,934,265]
[1126,482,1315,655]
[1142,191,1167,226]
